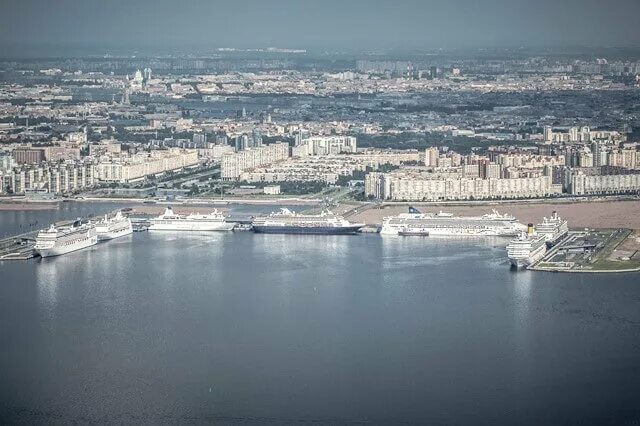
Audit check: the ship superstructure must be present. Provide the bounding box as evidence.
[34,220,98,258]
[252,208,364,234]
[535,211,569,247]
[506,224,547,269]
[381,207,526,237]
[96,211,133,241]
[148,207,235,231]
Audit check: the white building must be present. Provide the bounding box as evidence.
[96,149,199,183]
[263,185,281,195]
[569,170,640,195]
[365,171,557,201]
[221,143,289,180]
[295,136,357,156]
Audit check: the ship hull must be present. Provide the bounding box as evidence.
[382,226,521,236]
[398,229,430,236]
[97,226,133,241]
[508,246,547,269]
[148,222,235,231]
[252,225,363,235]
[36,235,98,258]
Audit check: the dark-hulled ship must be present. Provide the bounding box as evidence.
[251,208,364,235]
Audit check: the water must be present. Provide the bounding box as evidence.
[1,208,640,423]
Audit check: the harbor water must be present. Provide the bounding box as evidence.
[1,203,640,423]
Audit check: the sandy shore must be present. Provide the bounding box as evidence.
[0,202,59,211]
[350,200,640,230]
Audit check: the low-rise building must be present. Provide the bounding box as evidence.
[263,185,281,195]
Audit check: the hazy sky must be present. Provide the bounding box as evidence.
[1,0,639,52]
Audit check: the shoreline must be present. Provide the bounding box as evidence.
[0,203,59,211]
[529,266,640,274]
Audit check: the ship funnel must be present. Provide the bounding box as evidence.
[527,223,535,235]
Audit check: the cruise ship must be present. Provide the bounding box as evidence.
[34,220,98,258]
[148,207,235,231]
[506,224,547,269]
[252,208,364,234]
[96,211,133,241]
[380,207,526,237]
[535,211,569,247]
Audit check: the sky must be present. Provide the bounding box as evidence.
[0,0,639,54]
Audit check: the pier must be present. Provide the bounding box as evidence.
[531,228,640,273]
[0,231,38,260]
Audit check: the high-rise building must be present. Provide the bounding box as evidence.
[252,129,263,148]
[235,134,250,151]
[424,147,439,167]
[543,126,554,144]
[13,148,46,164]
[193,133,207,147]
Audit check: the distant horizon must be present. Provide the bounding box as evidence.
[2,0,640,57]
[2,42,640,60]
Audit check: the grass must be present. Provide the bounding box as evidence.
[587,229,640,271]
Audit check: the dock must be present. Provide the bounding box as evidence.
[0,231,38,260]
[530,228,640,273]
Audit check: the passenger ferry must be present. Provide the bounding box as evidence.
[381,207,526,237]
[34,220,98,258]
[96,211,133,241]
[148,207,235,231]
[252,208,364,234]
[535,211,569,247]
[506,224,547,269]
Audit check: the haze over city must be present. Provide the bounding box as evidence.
[1,0,640,56]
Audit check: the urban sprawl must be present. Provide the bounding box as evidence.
[1,50,640,202]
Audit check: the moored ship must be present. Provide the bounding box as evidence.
[535,211,568,247]
[381,207,526,237]
[96,211,133,241]
[252,208,364,234]
[506,224,547,269]
[148,207,235,231]
[34,220,98,258]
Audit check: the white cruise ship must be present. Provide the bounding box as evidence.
[148,207,235,231]
[535,211,568,246]
[380,207,526,237]
[252,208,364,234]
[506,224,547,269]
[96,211,133,241]
[34,220,98,258]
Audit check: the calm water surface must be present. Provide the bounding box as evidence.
[1,205,640,424]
